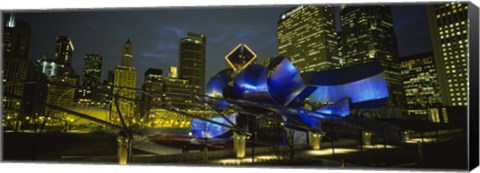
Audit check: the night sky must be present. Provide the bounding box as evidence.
[8,4,432,88]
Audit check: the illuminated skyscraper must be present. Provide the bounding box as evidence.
[3,16,31,59]
[44,36,79,122]
[82,54,103,87]
[400,52,443,121]
[277,5,339,73]
[339,5,405,108]
[37,54,60,78]
[164,66,191,108]
[178,32,206,95]
[54,36,74,65]
[427,2,469,106]
[96,70,115,106]
[141,68,164,118]
[111,39,137,126]
[78,54,103,104]
[2,17,32,129]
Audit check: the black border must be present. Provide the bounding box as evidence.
[468,1,479,171]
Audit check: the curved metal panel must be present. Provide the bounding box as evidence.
[205,68,233,98]
[267,57,306,106]
[308,72,389,106]
[232,64,277,104]
[314,97,351,117]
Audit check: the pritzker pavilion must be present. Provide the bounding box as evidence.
[192,44,390,158]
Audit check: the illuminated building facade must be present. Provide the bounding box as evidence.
[54,36,74,65]
[43,36,79,124]
[141,68,164,119]
[277,5,339,73]
[3,17,31,59]
[111,39,137,126]
[427,2,469,106]
[400,52,442,121]
[95,70,115,106]
[339,5,405,108]
[164,66,192,109]
[2,58,32,129]
[37,55,61,78]
[2,18,34,130]
[178,32,206,95]
[78,54,103,104]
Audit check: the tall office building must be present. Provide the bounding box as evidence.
[37,54,61,78]
[427,2,468,106]
[54,36,74,65]
[400,52,443,121]
[340,5,405,107]
[111,39,137,126]
[78,54,103,103]
[141,68,164,118]
[2,57,32,130]
[44,36,79,121]
[96,70,115,106]
[3,16,31,59]
[82,54,103,87]
[2,17,32,130]
[277,5,339,73]
[164,66,191,109]
[178,32,206,95]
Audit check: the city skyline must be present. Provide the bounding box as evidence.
[2,2,476,169]
[7,4,431,88]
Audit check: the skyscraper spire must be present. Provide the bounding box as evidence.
[6,13,15,28]
[111,38,136,126]
[121,38,133,66]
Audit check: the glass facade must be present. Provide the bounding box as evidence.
[179,32,206,95]
[79,54,103,103]
[400,52,442,120]
[339,5,405,108]
[427,2,469,106]
[277,5,339,73]
[54,36,74,65]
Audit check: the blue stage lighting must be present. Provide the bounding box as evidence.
[191,115,237,139]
